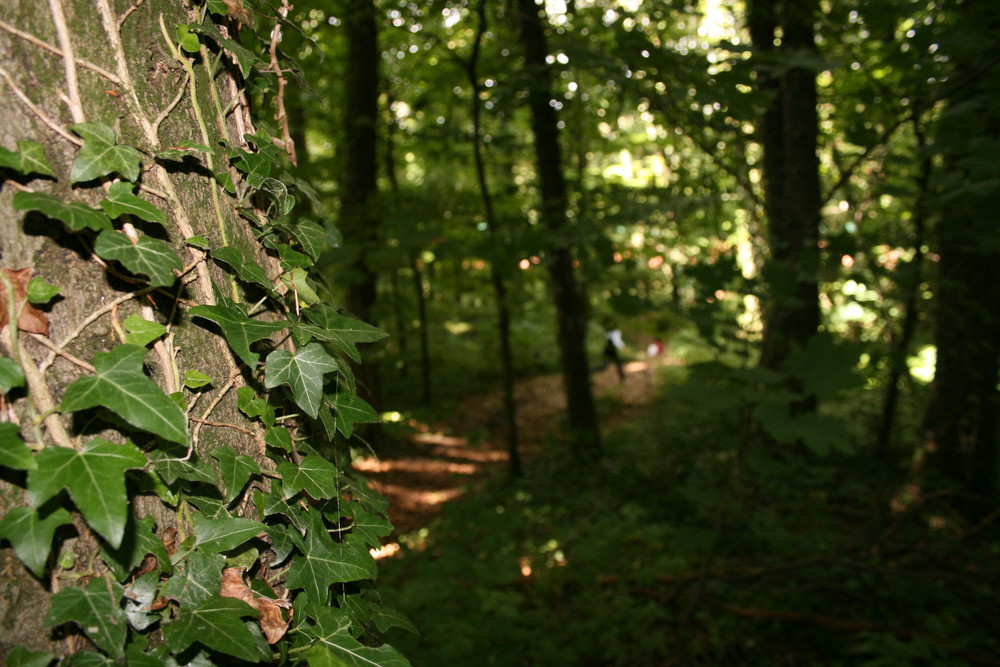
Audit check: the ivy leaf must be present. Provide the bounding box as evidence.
[264,343,339,418]
[300,606,412,667]
[61,344,188,445]
[189,303,287,368]
[0,506,73,577]
[163,596,264,663]
[61,653,116,667]
[192,515,265,553]
[94,229,182,287]
[151,453,217,486]
[300,307,387,362]
[26,277,59,303]
[155,140,213,161]
[100,514,172,580]
[264,425,293,451]
[185,234,210,249]
[12,191,112,231]
[280,267,320,306]
[100,181,166,224]
[210,444,260,503]
[69,122,142,183]
[28,439,147,548]
[328,390,379,439]
[123,314,167,346]
[45,577,127,660]
[0,356,26,393]
[7,645,56,667]
[184,369,213,389]
[176,22,201,53]
[289,219,332,260]
[286,514,376,603]
[276,455,339,500]
[0,422,34,469]
[348,506,394,550]
[212,246,273,290]
[123,571,161,631]
[162,550,224,607]
[237,386,276,427]
[0,140,56,177]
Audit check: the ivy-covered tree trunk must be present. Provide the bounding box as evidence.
[750,0,822,374]
[922,1,1000,512]
[0,1,403,664]
[515,0,601,457]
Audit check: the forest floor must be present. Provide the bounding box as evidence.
[353,354,681,553]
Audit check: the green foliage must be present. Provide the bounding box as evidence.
[0,2,406,665]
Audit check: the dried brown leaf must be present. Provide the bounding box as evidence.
[220,567,290,644]
[0,268,50,336]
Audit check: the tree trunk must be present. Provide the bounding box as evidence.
[923,1,1000,509]
[750,0,822,375]
[341,0,382,419]
[0,2,399,663]
[515,0,600,457]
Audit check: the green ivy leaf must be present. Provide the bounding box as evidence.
[280,267,320,306]
[0,506,73,577]
[0,140,56,177]
[184,369,213,389]
[61,652,116,667]
[123,314,167,346]
[100,181,166,224]
[237,386,276,426]
[264,343,339,418]
[0,422,34,469]
[12,191,112,231]
[7,645,57,667]
[212,246,273,289]
[300,606,412,667]
[26,277,59,303]
[162,550,224,607]
[348,506,394,550]
[189,303,287,367]
[94,229,182,287]
[61,344,188,445]
[123,571,161,631]
[185,234,210,249]
[0,357,26,393]
[28,439,147,548]
[289,219,332,260]
[176,23,201,53]
[286,513,376,603]
[163,596,264,663]
[300,306,387,363]
[276,455,339,500]
[210,444,260,503]
[100,514,173,580]
[264,425,293,451]
[151,453,216,485]
[45,577,127,660]
[327,390,379,439]
[69,122,142,183]
[192,515,265,553]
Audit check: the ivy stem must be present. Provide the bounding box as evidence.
[0,272,77,450]
[47,0,86,124]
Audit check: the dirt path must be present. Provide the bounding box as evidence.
[353,356,678,547]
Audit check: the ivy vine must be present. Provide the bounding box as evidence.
[0,1,410,665]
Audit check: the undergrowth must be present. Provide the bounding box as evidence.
[378,369,1000,666]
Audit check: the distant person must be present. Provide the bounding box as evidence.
[647,338,664,358]
[603,325,626,382]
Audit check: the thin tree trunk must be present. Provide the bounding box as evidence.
[468,0,521,476]
[515,0,600,457]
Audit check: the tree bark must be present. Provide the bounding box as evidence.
[514,0,600,457]
[341,0,382,418]
[923,1,1000,508]
[750,0,822,375]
